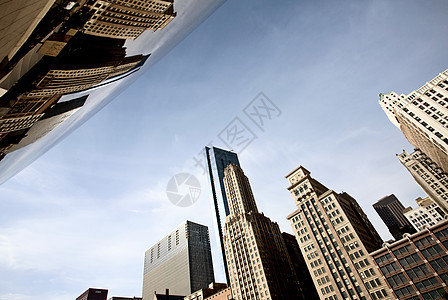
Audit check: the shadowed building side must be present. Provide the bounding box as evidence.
[286,165,393,300]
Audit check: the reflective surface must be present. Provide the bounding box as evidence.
[0,0,225,183]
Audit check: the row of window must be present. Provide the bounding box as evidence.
[370,289,388,300]
[317,275,330,286]
[353,258,370,270]
[429,256,448,271]
[313,266,326,277]
[365,278,382,290]
[374,253,393,266]
[380,261,400,275]
[320,284,334,295]
[406,264,432,281]
[310,258,323,268]
[421,288,448,300]
[386,272,408,288]
[420,243,445,258]
[294,183,309,196]
[349,249,365,260]
[434,228,448,239]
[398,253,422,268]
[414,235,436,248]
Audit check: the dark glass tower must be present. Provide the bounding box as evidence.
[373,194,416,240]
[205,146,240,284]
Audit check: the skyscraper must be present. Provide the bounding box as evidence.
[142,221,214,300]
[205,146,241,284]
[223,164,302,300]
[398,149,448,213]
[373,194,416,240]
[379,69,448,173]
[286,165,393,300]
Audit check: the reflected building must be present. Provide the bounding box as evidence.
[0,0,225,183]
[83,0,177,40]
[142,221,214,300]
[6,95,88,153]
[0,34,147,157]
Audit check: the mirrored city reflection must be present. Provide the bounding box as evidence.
[0,0,225,183]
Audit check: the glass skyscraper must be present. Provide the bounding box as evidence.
[205,146,240,284]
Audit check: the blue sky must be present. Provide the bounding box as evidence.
[1,0,448,299]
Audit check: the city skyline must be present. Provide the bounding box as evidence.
[1,1,448,299]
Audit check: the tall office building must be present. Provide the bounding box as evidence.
[142,221,214,300]
[286,165,393,300]
[373,194,416,240]
[379,69,448,173]
[371,220,448,299]
[398,149,448,213]
[223,164,303,300]
[205,146,241,284]
[403,196,447,231]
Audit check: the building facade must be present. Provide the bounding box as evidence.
[379,69,448,174]
[373,194,416,240]
[205,146,241,284]
[371,220,448,299]
[403,197,447,231]
[398,149,448,213]
[286,166,393,300]
[77,288,108,300]
[184,282,229,300]
[204,287,232,300]
[142,221,215,300]
[223,164,302,300]
[83,0,177,40]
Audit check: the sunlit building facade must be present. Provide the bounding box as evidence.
[222,164,303,300]
[403,197,446,231]
[398,149,448,213]
[286,166,393,300]
[83,0,177,40]
[379,69,448,174]
[205,146,241,284]
[142,221,214,300]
